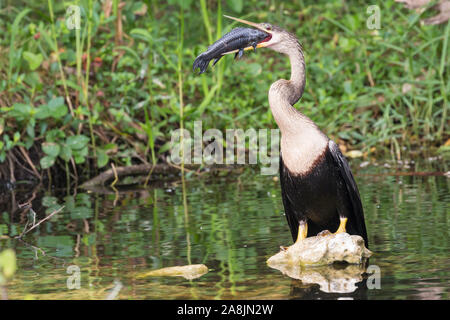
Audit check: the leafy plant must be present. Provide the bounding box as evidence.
[0,0,447,183]
[0,249,17,285]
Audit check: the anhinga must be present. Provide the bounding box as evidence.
[193,16,369,247]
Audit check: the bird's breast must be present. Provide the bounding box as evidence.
[280,130,328,176]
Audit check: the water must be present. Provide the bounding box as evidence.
[0,160,448,299]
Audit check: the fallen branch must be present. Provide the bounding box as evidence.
[79,163,245,188]
[80,163,197,188]
[17,205,65,238]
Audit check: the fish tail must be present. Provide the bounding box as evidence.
[193,53,211,74]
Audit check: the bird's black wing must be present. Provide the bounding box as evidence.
[279,154,300,242]
[328,140,369,247]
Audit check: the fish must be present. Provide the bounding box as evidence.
[193,27,270,74]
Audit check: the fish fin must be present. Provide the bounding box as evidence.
[212,55,223,67]
[235,48,244,60]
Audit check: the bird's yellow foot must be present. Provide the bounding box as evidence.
[335,217,347,234]
[295,221,308,244]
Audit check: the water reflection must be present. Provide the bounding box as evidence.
[288,278,369,300]
[269,262,368,294]
[0,160,448,299]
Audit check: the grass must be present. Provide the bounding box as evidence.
[0,0,448,184]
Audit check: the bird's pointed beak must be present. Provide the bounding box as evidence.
[223,15,271,34]
[221,15,273,55]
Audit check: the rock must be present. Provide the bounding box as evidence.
[267,232,372,267]
[136,264,209,280]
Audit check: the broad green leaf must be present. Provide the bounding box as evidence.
[47,97,67,118]
[40,155,55,169]
[0,249,17,279]
[23,51,43,70]
[8,103,32,121]
[24,71,41,88]
[42,142,60,158]
[66,135,89,150]
[45,129,65,142]
[59,145,72,162]
[96,148,109,168]
[13,131,20,143]
[36,97,67,119]
[73,146,88,164]
[26,122,35,139]
[35,104,51,119]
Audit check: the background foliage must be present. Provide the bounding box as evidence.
[0,0,448,182]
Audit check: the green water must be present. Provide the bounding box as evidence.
[0,160,448,299]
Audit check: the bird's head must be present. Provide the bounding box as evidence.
[223,15,299,56]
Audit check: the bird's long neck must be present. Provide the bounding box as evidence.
[287,46,306,104]
[268,43,309,135]
[268,40,328,175]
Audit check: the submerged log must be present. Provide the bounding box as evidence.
[136,264,209,280]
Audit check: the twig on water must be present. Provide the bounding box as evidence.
[17,206,65,238]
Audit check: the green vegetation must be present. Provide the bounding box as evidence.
[0,0,448,183]
[0,248,17,299]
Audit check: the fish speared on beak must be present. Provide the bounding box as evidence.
[193,15,273,74]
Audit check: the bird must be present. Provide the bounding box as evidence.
[203,16,369,247]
